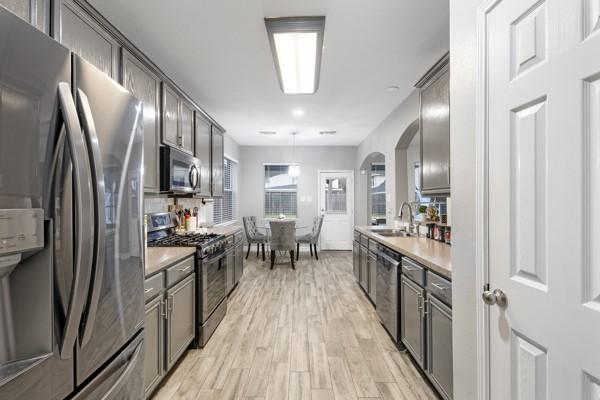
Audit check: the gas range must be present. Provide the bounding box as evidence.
[146,212,226,258]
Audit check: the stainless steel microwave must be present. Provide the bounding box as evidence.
[160,147,200,193]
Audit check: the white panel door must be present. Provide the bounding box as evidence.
[318,171,354,250]
[482,0,600,398]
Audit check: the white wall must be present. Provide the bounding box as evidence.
[356,90,421,225]
[450,0,482,398]
[239,146,357,229]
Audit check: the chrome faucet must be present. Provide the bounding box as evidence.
[398,202,417,234]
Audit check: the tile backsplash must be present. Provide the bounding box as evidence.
[143,194,214,225]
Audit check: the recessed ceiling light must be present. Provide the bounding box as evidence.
[259,131,277,135]
[386,85,399,92]
[265,16,326,94]
[319,130,336,135]
[292,108,304,117]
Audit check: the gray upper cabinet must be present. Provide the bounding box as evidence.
[195,111,212,197]
[162,83,179,148]
[162,83,194,155]
[122,49,161,192]
[55,0,119,79]
[180,100,194,155]
[416,53,450,196]
[1,0,49,32]
[211,125,224,197]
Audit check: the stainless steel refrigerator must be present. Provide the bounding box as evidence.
[0,7,145,399]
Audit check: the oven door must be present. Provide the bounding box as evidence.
[160,147,199,193]
[199,251,226,322]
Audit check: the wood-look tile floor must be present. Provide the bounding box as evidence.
[152,250,438,400]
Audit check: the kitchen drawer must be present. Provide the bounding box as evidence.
[402,257,425,287]
[234,231,244,243]
[427,272,452,307]
[144,273,164,302]
[368,239,378,254]
[360,234,369,247]
[166,256,195,288]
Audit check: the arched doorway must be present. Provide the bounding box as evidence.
[359,152,386,226]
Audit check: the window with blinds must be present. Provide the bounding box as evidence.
[264,164,297,218]
[371,163,386,220]
[213,158,237,225]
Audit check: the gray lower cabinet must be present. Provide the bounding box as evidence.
[226,248,235,295]
[359,244,368,291]
[352,240,360,282]
[426,295,453,400]
[121,49,161,192]
[194,111,212,196]
[0,0,49,32]
[211,125,224,197]
[234,241,244,285]
[166,273,195,369]
[400,274,426,368]
[143,294,164,397]
[367,250,377,302]
[55,0,120,79]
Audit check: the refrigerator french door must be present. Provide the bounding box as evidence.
[0,7,144,399]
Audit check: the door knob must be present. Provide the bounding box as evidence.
[482,288,507,307]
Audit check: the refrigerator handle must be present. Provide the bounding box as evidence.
[76,89,107,347]
[56,82,95,360]
[99,340,143,400]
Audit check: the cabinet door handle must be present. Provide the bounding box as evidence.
[422,298,429,317]
[417,293,423,312]
[431,283,449,291]
[178,265,192,273]
[161,300,168,320]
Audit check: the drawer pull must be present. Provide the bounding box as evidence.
[178,265,192,273]
[404,266,418,271]
[431,283,449,291]
[144,288,154,294]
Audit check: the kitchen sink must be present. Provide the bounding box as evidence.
[369,228,415,237]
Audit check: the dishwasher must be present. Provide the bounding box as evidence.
[375,245,402,344]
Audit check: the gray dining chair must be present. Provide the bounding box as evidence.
[296,215,324,261]
[242,216,267,261]
[268,220,296,269]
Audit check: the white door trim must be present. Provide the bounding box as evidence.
[317,169,355,250]
[475,1,503,399]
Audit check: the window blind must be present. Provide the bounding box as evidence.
[213,158,237,225]
[371,163,386,219]
[264,164,297,218]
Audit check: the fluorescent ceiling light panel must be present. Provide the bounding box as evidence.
[265,16,325,94]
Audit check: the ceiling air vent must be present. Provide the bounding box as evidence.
[259,131,277,135]
[319,130,336,135]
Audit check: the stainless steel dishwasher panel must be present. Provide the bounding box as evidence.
[375,248,400,343]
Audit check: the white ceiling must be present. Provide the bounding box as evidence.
[89,0,449,146]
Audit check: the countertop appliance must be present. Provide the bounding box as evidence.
[159,146,201,193]
[376,244,403,346]
[147,213,227,347]
[0,8,144,399]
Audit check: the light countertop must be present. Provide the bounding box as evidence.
[354,225,452,279]
[145,247,196,278]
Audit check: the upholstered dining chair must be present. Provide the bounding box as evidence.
[268,220,296,269]
[242,216,267,261]
[296,215,324,261]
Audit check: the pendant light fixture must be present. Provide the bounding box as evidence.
[289,132,301,177]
